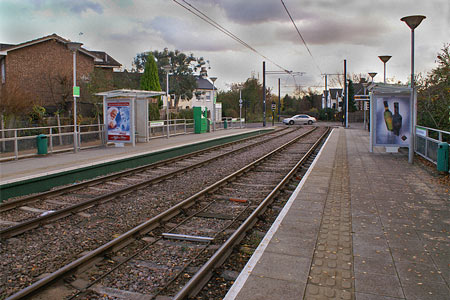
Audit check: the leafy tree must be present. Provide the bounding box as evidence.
[347,80,357,112]
[140,53,161,92]
[133,49,207,105]
[417,44,450,132]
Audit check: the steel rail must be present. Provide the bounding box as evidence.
[1,128,289,212]
[0,128,296,238]
[5,128,318,300]
[173,127,330,299]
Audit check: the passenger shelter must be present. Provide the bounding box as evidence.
[96,89,165,146]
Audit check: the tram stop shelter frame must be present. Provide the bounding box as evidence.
[368,83,415,163]
[96,89,166,147]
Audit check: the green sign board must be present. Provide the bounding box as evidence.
[73,86,80,97]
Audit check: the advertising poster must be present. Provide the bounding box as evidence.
[374,95,411,146]
[106,100,131,142]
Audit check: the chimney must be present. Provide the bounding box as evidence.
[200,67,208,77]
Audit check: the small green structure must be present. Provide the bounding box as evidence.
[437,142,449,172]
[194,106,208,134]
[36,134,48,155]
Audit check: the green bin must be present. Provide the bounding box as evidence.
[36,134,48,155]
[437,142,449,172]
[224,119,228,129]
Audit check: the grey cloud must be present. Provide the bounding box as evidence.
[30,0,103,15]
[276,17,389,46]
[149,16,240,52]
[69,0,103,14]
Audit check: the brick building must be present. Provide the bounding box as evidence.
[0,34,121,115]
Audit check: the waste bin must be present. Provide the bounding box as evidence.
[224,119,228,129]
[36,134,48,155]
[437,142,449,172]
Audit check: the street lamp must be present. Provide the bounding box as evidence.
[401,15,426,88]
[162,64,172,138]
[210,76,217,131]
[378,55,392,83]
[368,72,377,83]
[401,15,425,164]
[67,41,83,152]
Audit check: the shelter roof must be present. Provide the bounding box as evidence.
[95,89,165,99]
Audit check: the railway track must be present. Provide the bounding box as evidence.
[0,127,297,238]
[3,126,330,300]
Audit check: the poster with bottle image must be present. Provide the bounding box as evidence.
[374,95,410,146]
[106,100,132,142]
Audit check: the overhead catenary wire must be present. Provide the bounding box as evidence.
[280,0,322,75]
[172,0,292,74]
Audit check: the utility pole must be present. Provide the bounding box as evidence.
[263,61,266,127]
[344,60,348,128]
[278,78,281,122]
[324,74,328,109]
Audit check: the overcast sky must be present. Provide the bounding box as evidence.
[1,0,449,93]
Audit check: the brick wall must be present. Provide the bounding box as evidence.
[4,39,95,108]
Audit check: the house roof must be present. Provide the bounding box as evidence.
[0,33,121,68]
[329,88,343,99]
[90,51,121,68]
[196,76,214,90]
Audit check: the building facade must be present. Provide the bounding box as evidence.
[0,34,120,115]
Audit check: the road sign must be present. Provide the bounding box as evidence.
[271,103,276,110]
[354,95,369,101]
[73,86,80,97]
[239,99,243,104]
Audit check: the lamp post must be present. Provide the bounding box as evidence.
[210,76,217,131]
[368,72,377,83]
[162,64,172,138]
[67,41,83,152]
[378,55,392,83]
[401,15,426,88]
[401,15,426,164]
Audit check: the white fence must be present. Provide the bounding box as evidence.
[0,117,245,161]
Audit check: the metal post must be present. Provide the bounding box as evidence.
[344,59,348,128]
[408,29,415,164]
[212,82,216,131]
[239,89,242,128]
[73,50,78,152]
[166,72,170,138]
[49,128,53,153]
[14,129,18,160]
[278,78,281,122]
[263,61,266,127]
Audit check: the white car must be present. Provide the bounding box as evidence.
[283,114,317,125]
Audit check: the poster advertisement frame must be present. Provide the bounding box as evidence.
[105,99,133,143]
[372,93,412,147]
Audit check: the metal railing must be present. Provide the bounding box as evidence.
[415,125,449,172]
[148,119,195,139]
[215,117,245,130]
[0,124,105,161]
[0,118,246,161]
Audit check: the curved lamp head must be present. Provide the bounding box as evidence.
[210,76,217,83]
[378,55,392,63]
[67,42,83,52]
[401,15,426,30]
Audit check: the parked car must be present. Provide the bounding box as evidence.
[283,114,317,125]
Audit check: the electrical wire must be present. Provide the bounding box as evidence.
[172,0,292,74]
[280,0,322,75]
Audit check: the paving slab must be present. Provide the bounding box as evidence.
[225,124,449,300]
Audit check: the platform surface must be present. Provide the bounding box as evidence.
[0,127,267,184]
[225,124,449,300]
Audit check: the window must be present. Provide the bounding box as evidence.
[205,91,211,101]
[1,58,5,84]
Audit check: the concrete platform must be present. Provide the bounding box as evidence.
[225,125,449,300]
[0,127,269,185]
